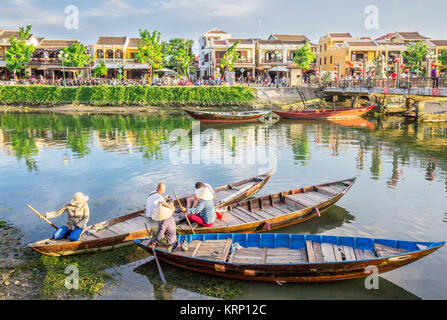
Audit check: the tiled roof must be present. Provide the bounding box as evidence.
[213,40,227,46]
[346,41,377,47]
[396,32,429,40]
[0,30,33,40]
[328,33,352,38]
[431,40,447,47]
[207,28,227,34]
[270,34,309,42]
[96,36,127,45]
[375,33,394,41]
[37,39,79,49]
[128,38,141,48]
[258,39,307,45]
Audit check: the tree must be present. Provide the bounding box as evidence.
[401,41,428,76]
[438,49,447,73]
[221,40,240,73]
[135,29,165,79]
[5,25,36,79]
[92,61,107,78]
[293,43,316,71]
[61,42,91,67]
[165,38,195,77]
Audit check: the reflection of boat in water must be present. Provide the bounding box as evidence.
[136,233,444,283]
[280,118,376,130]
[274,103,375,120]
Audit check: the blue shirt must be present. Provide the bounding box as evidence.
[188,200,216,225]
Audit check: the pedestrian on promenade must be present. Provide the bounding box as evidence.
[431,65,439,88]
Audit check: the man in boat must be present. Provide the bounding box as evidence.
[181,187,216,227]
[186,182,216,208]
[146,183,174,219]
[43,192,90,242]
[149,204,177,250]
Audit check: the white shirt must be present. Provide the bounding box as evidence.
[204,183,215,195]
[146,192,165,218]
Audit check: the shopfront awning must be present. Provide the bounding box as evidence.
[124,63,149,70]
[268,66,288,72]
[0,61,7,68]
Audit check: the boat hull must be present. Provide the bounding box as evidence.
[274,104,375,120]
[184,109,269,123]
[28,169,275,256]
[136,233,445,283]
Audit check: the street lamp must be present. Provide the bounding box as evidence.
[58,51,69,87]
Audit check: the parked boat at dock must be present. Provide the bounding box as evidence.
[273,102,375,120]
[183,108,271,123]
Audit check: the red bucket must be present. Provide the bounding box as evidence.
[216,210,224,219]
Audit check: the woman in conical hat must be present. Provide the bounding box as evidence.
[43,192,90,242]
[181,186,216,227]
[149,204,177,248]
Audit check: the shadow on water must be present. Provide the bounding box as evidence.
[275,205,355,235]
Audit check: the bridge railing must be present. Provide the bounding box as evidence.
[324,77,446,90]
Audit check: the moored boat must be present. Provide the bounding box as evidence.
[273,102,375,120]
[27,169,275,256]
[183,108,271,123]
[177,177,356,234]
[135,233,445,283]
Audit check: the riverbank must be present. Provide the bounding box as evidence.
[0,85,257,108]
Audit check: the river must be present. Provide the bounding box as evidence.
[0,111,446,299]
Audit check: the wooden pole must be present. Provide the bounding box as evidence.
[27,205,58,229]
[173,190,195,234]
[144,223,167,284]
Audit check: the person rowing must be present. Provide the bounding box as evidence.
[181,187,216,227]
[186,182,216,208]
[148,204,177,251]
[42,192,90,242]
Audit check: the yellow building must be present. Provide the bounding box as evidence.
[93,36,147,79]
[430,40,447,66]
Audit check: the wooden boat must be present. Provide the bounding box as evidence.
[135,233,445,283]
[27,169,275,257]
[183,108,271,123]
[176,177,356,234]
[273,103,375,120]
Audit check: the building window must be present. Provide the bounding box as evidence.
[319,58,322,65]
[324,57,326,65]
[324,44,327,51]
[106,49,113,59]
[97,49,104,59]
[330,56,333,64]
[116,49,123,59]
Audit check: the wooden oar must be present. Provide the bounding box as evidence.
[144,223,167,285]
[27,205,58,229]
[172,190,195,234]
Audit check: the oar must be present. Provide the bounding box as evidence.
[144,223,167,285]
[172,190,195,234]
[27,204,58,229]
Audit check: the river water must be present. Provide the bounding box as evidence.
[0,111,446,299]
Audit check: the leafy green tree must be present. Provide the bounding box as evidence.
[401,41,428,76]
[5,25,35,79]
[61,42,91,67]
[293,43,316,71]
[221,40,240,73]
[165,38,194,77]
[438,49,447,73]
[135,29,165,78]
[92,61,108,78]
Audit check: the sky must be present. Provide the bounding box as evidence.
[1,0,446,53]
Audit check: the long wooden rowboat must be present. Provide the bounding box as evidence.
[135,233,445,283]
[176,177,356,234]
[27,169,275,257]
[273,103,375,120]
[183,108,271,123]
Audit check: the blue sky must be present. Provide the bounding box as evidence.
[1,0,446,52]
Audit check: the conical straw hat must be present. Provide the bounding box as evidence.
[70,192,89,206]
[195,187,214,201]
[151,204,174,221]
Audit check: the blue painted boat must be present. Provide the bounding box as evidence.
[135,233,445,282]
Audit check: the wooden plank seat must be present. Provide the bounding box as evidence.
[285,193,318,207]
[374,243,409,257]
[265,247,307,264]
[176,238,233,261]
[317,186,341,196]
